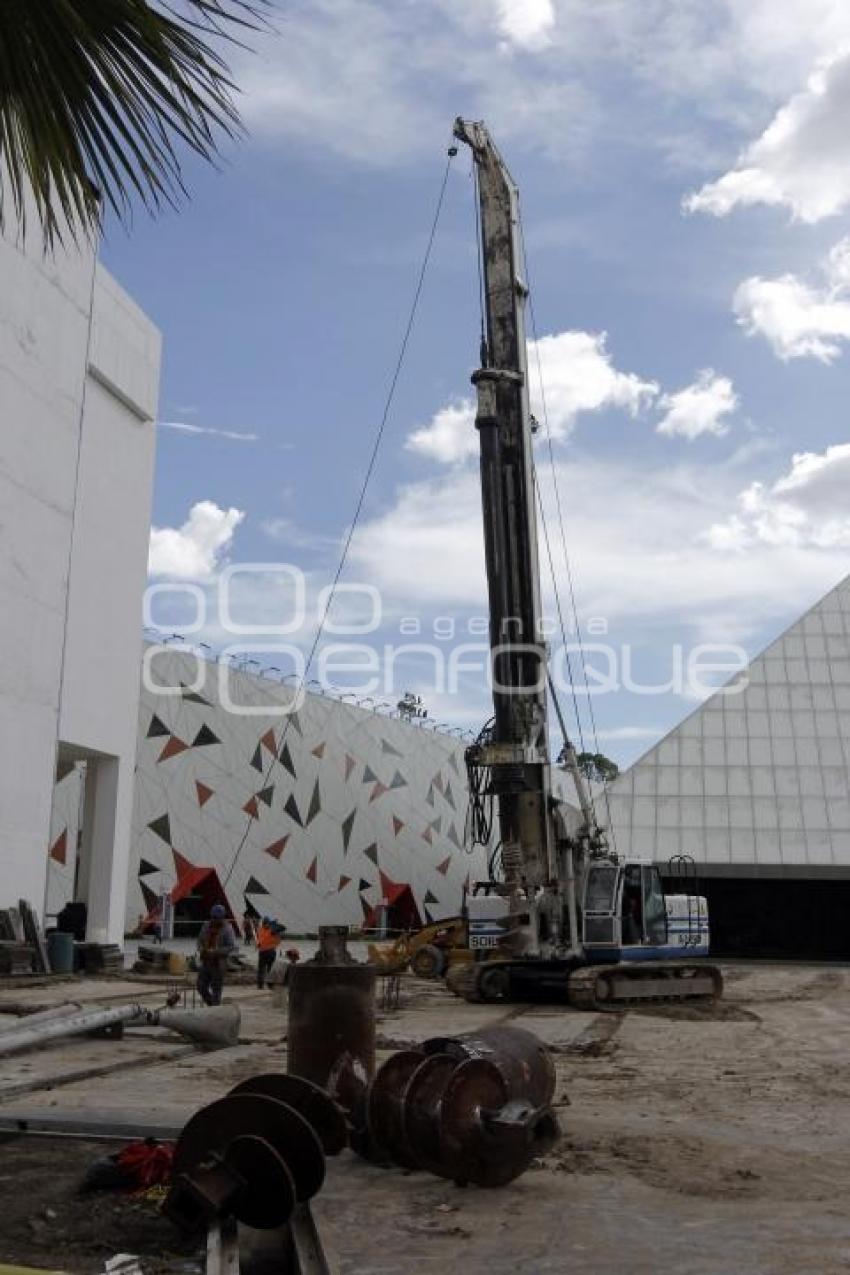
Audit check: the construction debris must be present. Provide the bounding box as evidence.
[19,901,50,974]
[0,941,35,976]
[77,943,123,974]
[0,903,42,975]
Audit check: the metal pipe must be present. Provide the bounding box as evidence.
[0,1001,241,1058]
[0,1003,147,1058]
[0,1002,85,1032]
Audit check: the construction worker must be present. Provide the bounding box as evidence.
[256,916,284,988]
[196,903,237,1005]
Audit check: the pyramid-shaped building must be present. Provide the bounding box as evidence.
[602,574,850,958]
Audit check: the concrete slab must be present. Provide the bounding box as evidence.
[512,1010,600,1051]
[0,1034,189,1100]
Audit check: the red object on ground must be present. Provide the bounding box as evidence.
[116,1139,175,1189]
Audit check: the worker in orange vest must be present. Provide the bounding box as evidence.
[256,916,284,988]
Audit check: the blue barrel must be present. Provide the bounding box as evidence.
[47,930,75,974]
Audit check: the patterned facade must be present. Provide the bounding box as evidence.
[121,648,484,932]
[603,574,850,875]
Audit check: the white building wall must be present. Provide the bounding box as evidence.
[0,214,160,939]
[0,224,95,910]
[603,574,850,875]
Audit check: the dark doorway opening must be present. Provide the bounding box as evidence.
[662,875,850,960]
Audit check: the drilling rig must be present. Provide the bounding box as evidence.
[448,118,722,1008]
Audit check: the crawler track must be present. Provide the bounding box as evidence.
[444,959,723,1009]
[567,961,723,1010]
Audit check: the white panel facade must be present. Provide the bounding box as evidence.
[0,210,160,937]
[604,575,850,872]
[0,218,94,909]
[126,648,488,932]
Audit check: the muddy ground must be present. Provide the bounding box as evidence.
[0,962,848,1274]
[0,1136,202,1274]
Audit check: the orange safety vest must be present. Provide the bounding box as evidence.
[257,924,281,952]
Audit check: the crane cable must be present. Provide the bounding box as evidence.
[532,471,600,829]
[518,209,619,856]
[223,145,457,888]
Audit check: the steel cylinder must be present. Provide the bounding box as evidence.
[287,928,376,1107]
[363,1023,559,1187]
[422,1025,555,1108]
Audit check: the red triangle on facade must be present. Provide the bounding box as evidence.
[369,781,389,803]
[338,874,352,891]
[49,830,67,865]
[306,856,318,884]
[243,796,259,819]
[421,827,433,845]
[195,781,214,808]
[312,741,326,759]
[436,856,451,876]
[159,735,189,762]
[260,728,277,754]
[173,849,194,879]
[392,815,404,836]
[263,836,289,860]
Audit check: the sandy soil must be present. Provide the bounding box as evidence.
[0,962,848,1274]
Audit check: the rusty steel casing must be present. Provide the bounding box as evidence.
[422,1025,555,1109]
[363,1024,559,1187]
[287,930,376,1104]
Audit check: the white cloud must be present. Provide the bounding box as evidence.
[149,502,245,581]
[733,237,850,361]
[530,331,658,437]
[159,420,260,442]
[228,1,850,174]
[706,444,850,551]
[406,399,477,465]
[407,332,658,465]
[351,451,846,640]
[495,0,555,50]
[685,49,850,223]
[656,369,738,440]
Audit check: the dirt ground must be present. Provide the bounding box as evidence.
[0,962,848,1274]
[0,1136,202,1274]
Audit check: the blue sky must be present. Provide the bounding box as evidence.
[105,1,850,766]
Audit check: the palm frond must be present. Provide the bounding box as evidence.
[0,0,269,247]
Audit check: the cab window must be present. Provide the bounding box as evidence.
[642,866,667,944]
[585,864,617,912]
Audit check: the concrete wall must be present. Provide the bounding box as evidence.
[0,213,160,940]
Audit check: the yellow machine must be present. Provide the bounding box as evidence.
[368,917,473,979]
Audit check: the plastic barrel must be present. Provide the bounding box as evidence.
[47,930,75,975]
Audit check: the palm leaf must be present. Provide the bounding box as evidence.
[0,0,268,246]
